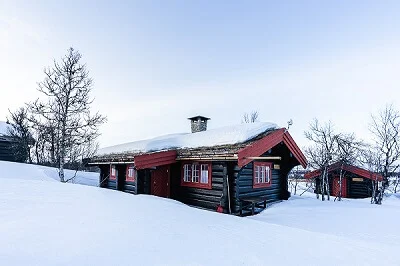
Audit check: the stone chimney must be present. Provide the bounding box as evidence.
[188,116,210,133]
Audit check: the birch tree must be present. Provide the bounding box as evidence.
[29,47,106,182]
[370,104,400,188]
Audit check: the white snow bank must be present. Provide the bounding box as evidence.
[0,177,399,266]
[0,121,12,136]
[0,161,99,186]
[97,122,277,156]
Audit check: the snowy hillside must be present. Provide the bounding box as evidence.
[0,164,399,265]
[0,161,99,186]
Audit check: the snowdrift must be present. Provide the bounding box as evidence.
[0,161,98,186]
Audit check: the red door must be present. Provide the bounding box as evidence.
[151,165,170,198]
[332,176,347,198]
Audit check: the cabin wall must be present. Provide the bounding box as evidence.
[0,139,17,162]
[137,169,151,194]
[171,162,228,211]
[348,177,372,198]
[315,173,373,199]
[118,166,138,194]
[232,144,294,214]
[232,162,282,213]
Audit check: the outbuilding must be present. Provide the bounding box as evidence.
[89,117,307,215]
[304,162,383,199]
[0,121,18,162]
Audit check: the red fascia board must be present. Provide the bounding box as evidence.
[283,131,307,168]
[134,150,177,170]
[238,129,285,167]
[304,170,321,179]
[305,163,383,181]
[237,128,307,168]
[342,164,383,181]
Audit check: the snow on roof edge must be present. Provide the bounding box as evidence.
[0,121,12,137]
[96,122,278,157]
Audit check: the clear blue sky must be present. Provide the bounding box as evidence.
[1,0,400,147]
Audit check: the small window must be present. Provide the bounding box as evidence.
[253,162,272,188]
[126,164,136,182]
[182,162,212,189]
[110,165,117,180]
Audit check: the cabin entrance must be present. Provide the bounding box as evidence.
[332,176,347,198]
[151,165,170,198]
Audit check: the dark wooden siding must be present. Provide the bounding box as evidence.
[232,162,283,213]
[348,178,372,198]
[137,169,151,194]
[172,162,227,211]
[0,139,17,162]
[123,179,137,194]
[100,165,117,190]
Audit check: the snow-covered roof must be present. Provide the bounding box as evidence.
[96,122,278,156]
[0,121,12,137]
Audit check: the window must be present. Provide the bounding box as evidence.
[126,164,136,182]
[253,162,272,188]
[110,165,117,180]
[182,162,212,189]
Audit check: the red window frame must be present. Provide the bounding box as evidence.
[181,162,212,189]
[253,162,272,188]
[126,164,136,182]
[110,165,117,180]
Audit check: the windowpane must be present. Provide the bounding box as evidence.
[192,164,199,183]
[128,167,134,178]
[184,164,191,182]
[200,164,208,184]
[266,166,270,183]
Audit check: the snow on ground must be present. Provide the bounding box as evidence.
[96,122,277,156]
[1,168,400,265]
[0,161,99,186]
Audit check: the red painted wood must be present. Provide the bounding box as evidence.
[332,176,347,198]
[237,128,307,168]
[134,150,177,170]
[304,162,383,181]
[180,161,212,189]
[151,165,170,198]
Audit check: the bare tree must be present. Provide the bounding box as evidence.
[7,107,34,163]
[360,146,384,204]
[304,119,363,201]
[288,166,302,195]
[370,104,400,188]
[28,47,106,182]
[242,110,259,123]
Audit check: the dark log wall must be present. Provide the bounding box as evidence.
[232,162,281,213]
[98,164,117,190]
[0,139,17,162]
[232,144,295,214]
[315,172,373,199]
[171,162,228,211]
[348,178,372,198]
[137,169,151,195]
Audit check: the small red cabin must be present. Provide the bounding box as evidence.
[304,162,383,199]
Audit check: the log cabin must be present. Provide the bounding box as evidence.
[89,116,307,215]
[304,162,383,199]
